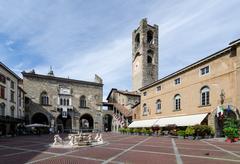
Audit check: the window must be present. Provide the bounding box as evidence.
[143,103,148,115]
[11,106,15,117]
[40,91,49,105]
[147,30,153,44]
[0,74,6,84]
[174,94,181,110]
[147,56,152,64]
[80,95,86,108]
[201,86,210,106]
[174,78,181,85]
[200,66,210,75]
[143,92,147,96]
[18,91,22,106]
[0,86,5,99]
[147,50,154,64]
[0,103,5,116]
[135,33,140,48]
[156,99,161,113]
[11,81,14,89]
[67,99,69,106]
[60,98,63,105]
[10,91,14,102]
[156,86,161,92]
[19,109,21,118]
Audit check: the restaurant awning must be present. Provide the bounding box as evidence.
[154,113,208,127]
[128,113,208,128]
[128,119,158,128]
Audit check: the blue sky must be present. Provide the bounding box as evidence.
[0,0,240,100]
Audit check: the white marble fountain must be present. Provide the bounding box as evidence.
[50,132,106,148]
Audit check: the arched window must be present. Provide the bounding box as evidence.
[135,33,140,48]
[147,30,153,44]
[143,103,147,115]
[147,56,152,64]
[0,74,6,84]
[147,50,154,64]
[201,86,210,106]
[60,98,63,105]
[80,95,86,108]
[156,99,161,113]
[0,103,5,116]
[67,99,69,106]
[11,106,15,117]
[174,94,181,110]
[40,91,49,105]
[19,109,21,118]
[63,99,66,105]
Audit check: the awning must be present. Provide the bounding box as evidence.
[128,119,158,128]
[155,113,208,127]
[128,113,208,128]
[25,123,50,128]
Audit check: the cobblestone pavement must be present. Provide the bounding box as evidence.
[0,133,239,164]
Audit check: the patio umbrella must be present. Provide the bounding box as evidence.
[25,123,49,128]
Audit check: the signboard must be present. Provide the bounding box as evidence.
[59,87,71,95]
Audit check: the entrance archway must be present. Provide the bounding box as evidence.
[0,124,6,136]
[56,114,72,133]
[215,109,237,137]
[103,114,112,131]
[80,114,94,132]
[31,113,49,125]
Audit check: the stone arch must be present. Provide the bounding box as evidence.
[103,114,113,132]
[80,113,94,132]
[147,30,154,44]
[135,33,140,48]
[147,50,154,64]
[31,112,49,125]
[56,114,72,133]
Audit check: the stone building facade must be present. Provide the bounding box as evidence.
[132,18,158,91]
[22,70,104,132]
[130,21,240,136]
[0,62,25,136]
[105,89,140,132]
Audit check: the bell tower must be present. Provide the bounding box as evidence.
[132,18,159,91]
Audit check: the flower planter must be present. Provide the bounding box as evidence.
[188,136,194,140]
[233,138,239,142]
[225,138,232,143]
[178,136,184,139]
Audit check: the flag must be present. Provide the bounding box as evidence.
[226,105,231,113]
[217,106,221,117]
[220,105,224,116]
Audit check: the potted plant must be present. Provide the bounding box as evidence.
[129,128,134,135]
[141,128,147,135]
[185,126,195,140]
[223,127,238,143]
[177,130,185,139]
[223,118,239,142]
[133,128,138,135]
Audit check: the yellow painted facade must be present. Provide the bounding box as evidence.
[133,40,240,129]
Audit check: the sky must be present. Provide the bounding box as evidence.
[0,0,240,100]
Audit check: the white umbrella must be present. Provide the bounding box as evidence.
[25,123,49,128]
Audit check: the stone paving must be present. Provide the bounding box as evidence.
[0,133,239,164]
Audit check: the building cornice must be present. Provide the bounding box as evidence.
[22,72,103,87]
[140,39,240,91]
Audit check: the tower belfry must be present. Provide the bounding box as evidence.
[132,18,159,91]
